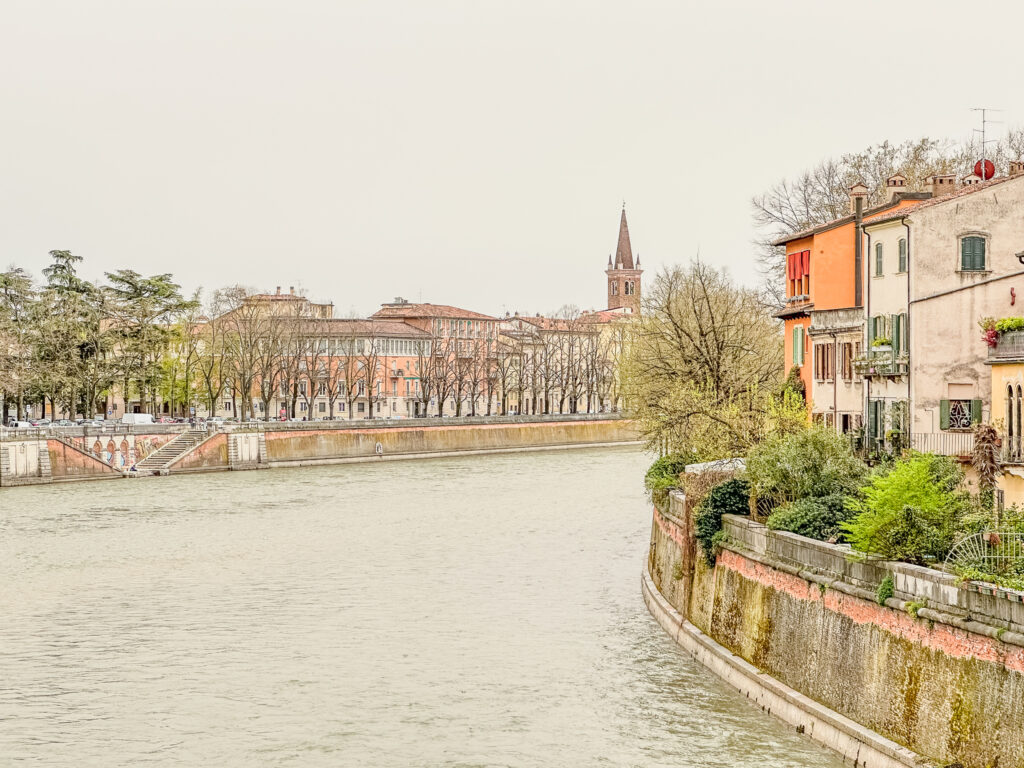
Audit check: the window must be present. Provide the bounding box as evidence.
[357,402,365,413]
[840,342,853,380]
[960,236,986,271]
[875,242,883,276]
[318,402,326,413]
[940,398,980,430]
[791,325,805,366]
[224,401,232,411]
[318,382,327,396]
[611,282,618,296]
[898,238,907,272]
[891,313,907,355]
[813,343,834,382]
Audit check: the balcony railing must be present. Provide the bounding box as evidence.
[852,349,909,377]
[1003,434,1024,464]
[910,431,975,457]
[989,330,1024,361]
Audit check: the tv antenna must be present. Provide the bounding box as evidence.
[971,107,1003,179]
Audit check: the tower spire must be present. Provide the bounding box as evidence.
[615,206,634,269]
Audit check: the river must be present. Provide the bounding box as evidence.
[0,446,843,766]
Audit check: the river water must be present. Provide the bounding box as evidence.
[0,446,843,767]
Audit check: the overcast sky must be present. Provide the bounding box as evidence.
[3,0,1022,316]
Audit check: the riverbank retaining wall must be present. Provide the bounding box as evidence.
[0,415,638,486]
[647,490,1024,768]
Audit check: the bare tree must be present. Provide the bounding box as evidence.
[752,132,1024,300]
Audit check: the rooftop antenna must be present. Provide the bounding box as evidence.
[971,107,1003,179]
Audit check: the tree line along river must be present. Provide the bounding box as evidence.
[0,446,844,766]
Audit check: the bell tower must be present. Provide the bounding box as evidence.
[605,205,642,313]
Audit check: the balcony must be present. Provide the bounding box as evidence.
[910,431,975,457]
[988,330,1024,362]
[852,348,908,378]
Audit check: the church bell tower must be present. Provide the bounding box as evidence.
[605,205,642,313]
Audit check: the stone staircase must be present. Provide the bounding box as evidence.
[133,430,209,475]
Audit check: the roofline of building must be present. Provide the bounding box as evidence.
[774,303,814,319]
[770,193,931,246]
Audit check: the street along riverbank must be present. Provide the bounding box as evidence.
[0,414,639,487]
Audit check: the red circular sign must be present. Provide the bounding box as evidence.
[974,159,995,180]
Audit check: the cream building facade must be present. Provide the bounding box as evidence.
[861,168,1024,454]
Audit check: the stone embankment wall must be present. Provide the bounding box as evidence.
[646,491,1024,768]
[0,415,638,487]
[260,417,635,466]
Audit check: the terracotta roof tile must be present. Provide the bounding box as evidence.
[372,302,496,321]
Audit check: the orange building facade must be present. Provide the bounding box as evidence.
[775,184,927,429]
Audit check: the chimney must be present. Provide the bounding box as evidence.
[848,182,869,214]
[289,286,295,295]
[276,286,281,295]
[1010,161,1024,177]
[963,174,982,187]
[925,174,956,197]
[885,173,907,202]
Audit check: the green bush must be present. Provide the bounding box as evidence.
[955,565,1024,592]
[995,316,1024,334]
[644,453,695,510]
[766,493,852,541]
[746,425,866,508]
[876,574,894,605]
[842,453,968,564]
[694,478,750,566]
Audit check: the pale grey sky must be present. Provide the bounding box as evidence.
[3,0,1022,316]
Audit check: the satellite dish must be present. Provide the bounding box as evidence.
[974,159,996,180]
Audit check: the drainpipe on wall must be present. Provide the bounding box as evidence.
[863,225,873,445]
[854,195,864,307]
[832,331,839,433]
[901,217,912,451]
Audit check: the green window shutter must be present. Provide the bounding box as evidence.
[962,237,986,271]
[901,313,908,352]
[867,400,877,437]
[971,399,983,424]
[939,399,950,430]
[868,317,874,343]
[899,238,907,272]
[891,314,900,354]
[875,243,883,276]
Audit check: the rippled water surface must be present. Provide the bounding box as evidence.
[0,447,844,766]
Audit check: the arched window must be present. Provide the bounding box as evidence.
[875,242,884,276]
[1007,385,1014,447]
[1011,387,1019,460]
[898,238,908,272]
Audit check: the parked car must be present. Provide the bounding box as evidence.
[8,420,35,428]
[30,418,51,427]
[52,419,75,427]
[122,413,155,425]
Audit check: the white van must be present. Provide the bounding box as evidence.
[122,413,155,425]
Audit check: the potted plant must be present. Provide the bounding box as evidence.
[871,336,892,352]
